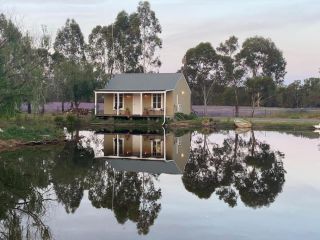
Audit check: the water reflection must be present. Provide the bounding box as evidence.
[183,131,286,208]
[0,148,56,239]
[0,129,290,238]
[98,129,191,174]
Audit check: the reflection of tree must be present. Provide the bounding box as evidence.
[0,136,163,237]
[87,162,161,235]
[183,131,286,208]
[0,148,56,239]
[237,131,286,208]
[51,141,94,214]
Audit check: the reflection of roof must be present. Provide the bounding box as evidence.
[103,158,183,175]
[95,131,164,136]
[98,73,183,91]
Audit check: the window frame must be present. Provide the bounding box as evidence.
[151,139,163,157]
[151,93,162,110]
[113,137,124,155]
[113,94,124,110]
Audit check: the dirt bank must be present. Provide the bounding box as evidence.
[0,139,65,152]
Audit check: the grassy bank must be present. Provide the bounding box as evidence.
[0,114,66,146]
[0,113,318,145]
[267,111,320,119]
[169,116,319,130]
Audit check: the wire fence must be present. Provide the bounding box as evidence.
[21,102,320,117]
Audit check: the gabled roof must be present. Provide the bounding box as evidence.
[98,73,184,91]
[105,158,183,175]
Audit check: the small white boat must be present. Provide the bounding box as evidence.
[234,118,252,128]
[314,123,320,129]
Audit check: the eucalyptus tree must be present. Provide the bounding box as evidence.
[217,36,245,117]
[54,19,96,110]
[88,24,114,80]
[32,26,54,113]
[183,42,226,115]
[113,10,142,73]
[245,76,277,116]
[300,77,320,107]
[54,19,86,63]
[89,1,161,75]
[0,14,46,116]
[238,36,286,116]
[137,1,162,72]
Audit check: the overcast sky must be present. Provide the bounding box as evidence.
[1,0,320,83]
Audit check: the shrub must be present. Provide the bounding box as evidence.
[54,116,65,126]
[174,112,198,121]
[66,114,80,126]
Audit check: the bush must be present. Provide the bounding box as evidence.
[54,116,65,126]
[66,114,80,126]
[174,112,198,121]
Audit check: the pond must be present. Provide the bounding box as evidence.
[0,129,319,239]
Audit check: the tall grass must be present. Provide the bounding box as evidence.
[0,114,63,141]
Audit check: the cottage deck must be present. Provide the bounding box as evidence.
[95,114,165,119]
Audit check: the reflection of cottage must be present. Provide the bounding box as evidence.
[100,131,191,175]
[94,73,191,123]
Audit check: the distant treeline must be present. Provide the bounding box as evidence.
[0,1,319,117]
[192,77,320,108]
[181,37,320,116]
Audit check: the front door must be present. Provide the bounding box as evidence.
[132,94,142,115]
[132,135,142,157]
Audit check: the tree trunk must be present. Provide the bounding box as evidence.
[257,92,260,107]
[234,86,239,117]
[27,102,31,114]
[251,94,255,118]
[203,96,207,116]
[250,130,256,157]
[233,133,239,162]
[75,102,80,117]
[203,85,207,116]
[41,104,45,114]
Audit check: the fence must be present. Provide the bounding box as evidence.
[21,102,320,117]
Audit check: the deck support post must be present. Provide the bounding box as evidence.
[163,127,166,160]
[163,91,166,125]
[116,93,120,116]
[140,92,143,116]
[116,134,119,156]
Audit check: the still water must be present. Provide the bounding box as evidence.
[0,129,319,240]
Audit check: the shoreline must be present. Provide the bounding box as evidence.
[0,115,319,152]
[0,139,66,153]
[168,117,319,130]
[90,117,319,131]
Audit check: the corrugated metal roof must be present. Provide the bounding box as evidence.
[99,73,183,91]
[105,158,182,174]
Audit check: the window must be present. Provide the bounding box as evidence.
[113,137,124,155]
[152,94,162,109]
[151,139,163,157]
[177,104,182,112]
[114,94,124,110]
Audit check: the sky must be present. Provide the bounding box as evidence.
[1,0,320,83]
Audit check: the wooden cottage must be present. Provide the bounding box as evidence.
[94,73,191,123]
